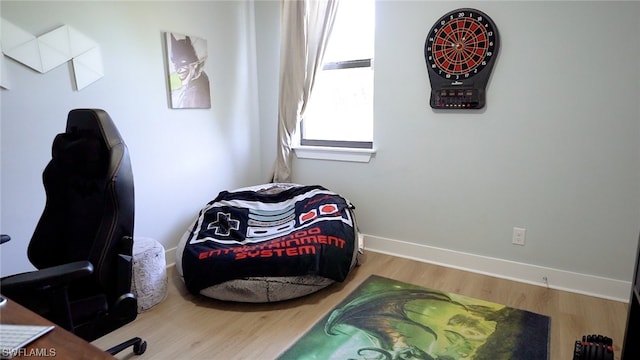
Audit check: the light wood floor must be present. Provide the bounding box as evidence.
[93,251,629,359]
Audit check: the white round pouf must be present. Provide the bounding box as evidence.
[131,237,168,312]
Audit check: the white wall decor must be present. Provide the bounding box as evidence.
[0,18,103,90]
[0,55,9,89]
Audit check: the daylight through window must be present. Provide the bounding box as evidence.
[300,0,375,149]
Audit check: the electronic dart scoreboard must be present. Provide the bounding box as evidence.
[424,8,500,109]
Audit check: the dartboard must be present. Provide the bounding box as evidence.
[424,8,499,109]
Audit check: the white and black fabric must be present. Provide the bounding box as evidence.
[177,183,362,302]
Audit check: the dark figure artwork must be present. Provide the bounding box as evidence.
[166,32,211,109]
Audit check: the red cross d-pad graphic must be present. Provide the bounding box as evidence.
[207,212,240,236]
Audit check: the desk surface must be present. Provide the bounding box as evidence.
[0,295,114,359]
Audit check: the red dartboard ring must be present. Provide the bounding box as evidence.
[424,8,500,109]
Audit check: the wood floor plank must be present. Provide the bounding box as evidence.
[93,251,628,359]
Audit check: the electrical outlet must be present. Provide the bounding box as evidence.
[512,227,526,246]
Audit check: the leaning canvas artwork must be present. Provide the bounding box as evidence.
[165,32,211,109]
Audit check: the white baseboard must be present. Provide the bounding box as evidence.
[165,246,177,268]
[163,235,631,302]
[363,234,631,303]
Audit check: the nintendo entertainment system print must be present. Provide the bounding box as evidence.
[424,8,500,109]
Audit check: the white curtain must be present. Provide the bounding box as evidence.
[272,0,339,183]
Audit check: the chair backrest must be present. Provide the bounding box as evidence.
[28,109,135,300]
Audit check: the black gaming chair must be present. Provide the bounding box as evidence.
[1,109,146,355]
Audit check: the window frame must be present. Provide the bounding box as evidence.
[299,59,374,150]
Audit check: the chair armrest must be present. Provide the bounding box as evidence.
[1,261,94,290]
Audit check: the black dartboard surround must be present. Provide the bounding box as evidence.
[425,8,499,109]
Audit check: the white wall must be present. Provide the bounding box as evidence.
[3,0,639,298]
[0,1,262,275]
[254,0,280,183]
[258,1,640,287]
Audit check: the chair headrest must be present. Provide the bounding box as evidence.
[52,132,107,178]
[66,109,124,151]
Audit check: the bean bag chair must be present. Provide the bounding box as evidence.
[176,183,362,302]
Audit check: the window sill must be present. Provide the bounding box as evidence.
[293,145,376,163]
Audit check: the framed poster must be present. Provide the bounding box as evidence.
[165,32,211,109]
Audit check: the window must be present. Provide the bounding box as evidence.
[300,0,375,149]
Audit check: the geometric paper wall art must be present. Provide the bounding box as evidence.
[1,18,103,90]
[0,54,9,89]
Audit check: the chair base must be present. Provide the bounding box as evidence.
[106,337,147,356]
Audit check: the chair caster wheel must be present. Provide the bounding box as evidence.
[134,340,147,355]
